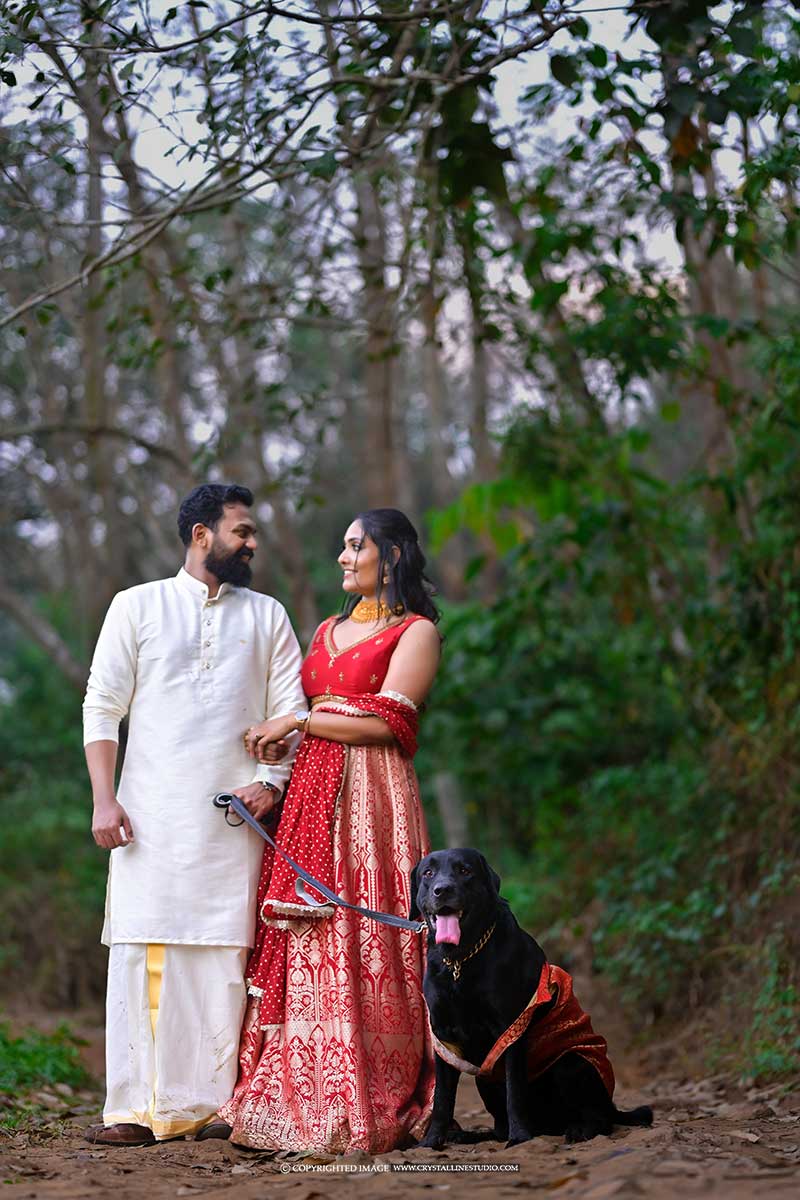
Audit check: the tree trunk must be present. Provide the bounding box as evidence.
[354,175,399,506]
[433,771,469,848]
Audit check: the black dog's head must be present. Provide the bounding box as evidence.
[410,848,501,949]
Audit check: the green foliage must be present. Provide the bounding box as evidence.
[0,1023,93,1131]
[0,1024,90,1094]
[740,930,800,1081]
[0,621,107,1005]
[424,314,800,1073]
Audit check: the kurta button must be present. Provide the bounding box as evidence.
[203,662,211,670]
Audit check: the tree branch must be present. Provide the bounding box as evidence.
[0,579,88,691]
[0,423,192,474]
[21,0,476,57]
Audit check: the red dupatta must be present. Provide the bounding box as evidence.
[247,692,419,995]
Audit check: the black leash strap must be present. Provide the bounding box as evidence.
[213,792,425,933]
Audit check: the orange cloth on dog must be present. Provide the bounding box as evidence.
[430,962,615,1097]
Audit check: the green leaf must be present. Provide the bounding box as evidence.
[35,303,56,325]
[593,77,614,104]
[703,93,729,125]
[669,83,698,116]
[441,85,480,133]
[53,154,76,175]
[464,554,487,581]
[306,151,337,180]
[728,22,758,59]
[627,429,650,453]
[550,54,580,89]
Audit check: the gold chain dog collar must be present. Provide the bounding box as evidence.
[442,922,497,983]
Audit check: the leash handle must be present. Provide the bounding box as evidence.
[213,793,426,934]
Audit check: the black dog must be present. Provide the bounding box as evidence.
[410,848,653,1148]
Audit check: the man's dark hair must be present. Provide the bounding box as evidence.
[177,484,253,546]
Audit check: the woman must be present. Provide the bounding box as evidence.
[217,508,441,1152]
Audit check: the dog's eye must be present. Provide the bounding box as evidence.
[422,868,434,878]
[457,865,471,876]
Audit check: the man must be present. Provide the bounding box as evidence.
[83,483,307,1146]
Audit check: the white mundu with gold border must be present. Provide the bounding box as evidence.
[103,943,248,1137]
[83,568,306,1135]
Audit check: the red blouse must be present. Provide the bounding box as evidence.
[301,614,426,702]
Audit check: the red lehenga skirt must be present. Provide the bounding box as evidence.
[219,722,434,1152]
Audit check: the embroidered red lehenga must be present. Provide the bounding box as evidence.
[218,615,434,1152]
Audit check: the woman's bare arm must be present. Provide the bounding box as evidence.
[247,619,442,756]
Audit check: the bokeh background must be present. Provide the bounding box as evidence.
[1,0,798,1097]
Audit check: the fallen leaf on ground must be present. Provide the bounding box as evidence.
[731,1129,760,1143]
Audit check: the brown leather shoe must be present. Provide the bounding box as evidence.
[84,1122,156,1146]
[194,1120,232,1141]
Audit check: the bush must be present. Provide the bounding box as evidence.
[0,628,107,1006]
[422,391,800,1076]
[0,1023,91,1094]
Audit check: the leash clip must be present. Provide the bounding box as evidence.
[212,791,245,827]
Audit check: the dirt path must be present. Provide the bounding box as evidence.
[3,1059,799,1197]
[3,992,800,1199]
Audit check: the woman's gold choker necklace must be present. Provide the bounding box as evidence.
[350,598,402,623]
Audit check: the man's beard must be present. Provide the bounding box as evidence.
[205,545,253,587]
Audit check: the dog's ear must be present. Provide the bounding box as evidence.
[408,862,421,921]
[479,854,501,895]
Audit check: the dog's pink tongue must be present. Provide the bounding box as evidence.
[435,915,461,945]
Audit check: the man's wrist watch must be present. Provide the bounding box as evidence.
[294,709,311,733]
[260,781,280,794]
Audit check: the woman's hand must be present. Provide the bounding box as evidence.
[243,714,296,759]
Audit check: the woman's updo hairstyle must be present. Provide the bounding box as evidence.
[339,507,440,624]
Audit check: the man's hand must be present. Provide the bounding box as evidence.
[261,738,290,764]
[232,781,282,823]
[92,797,134,849]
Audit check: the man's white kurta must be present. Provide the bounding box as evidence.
[83,569,306,949]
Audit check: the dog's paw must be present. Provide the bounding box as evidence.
[565,1123,607,1144]
[506,1129,533,1148]
[565,1126,590,1144]
[420,1132,447,1151]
